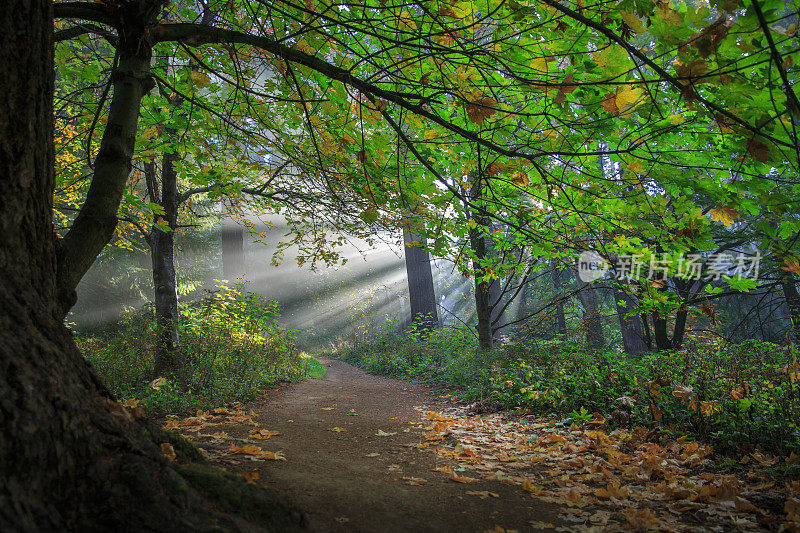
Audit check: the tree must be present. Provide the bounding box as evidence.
[0,2,308,528]
[403,232,440,331]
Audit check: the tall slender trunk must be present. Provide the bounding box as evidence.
[575,270,604,350]
[552,264,567,337]
[222,222,245,280]
[466,172,493,351]
[782,275,800,343]
[148,148,181,376]
[56,6,154,316]
[613,284,648,354]
[403,231,439,332]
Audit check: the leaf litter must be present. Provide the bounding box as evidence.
[417,407,800,532]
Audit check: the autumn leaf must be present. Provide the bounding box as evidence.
[376,429,397,436]
[709,204,740,227]
[747,138,770,163]
[616,84,646,117]
[242,471,260,484]
[672,383,694,400]
[402,476,427,485]
[511,172,530,187]
[449,471,477,483]
[161,443,177,462]
[189,70,211,88]
[601,92,619,116]
[782,258,800,276]
[466,490,499,499]
[465,97,497,124]
[328,427,347,432]
[150,377,167,391]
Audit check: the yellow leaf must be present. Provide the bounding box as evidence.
[616,84,646,117]
[150,377,167,391]
[620,10,645,33]
[709,204,739,227]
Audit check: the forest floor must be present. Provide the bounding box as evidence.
[164,357,799,532]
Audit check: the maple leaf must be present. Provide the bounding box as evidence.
[511,172,530,187]
[150,377,167,391]
[376,429,397,436]
[616,84,646,117]
[672,383,694,400]
[601,92,619,116]
[622,508,660,529]
[782,259,800,276]
[465,97,497,125]
[402,476,427,485]
[709,204,739,227]
[747,138,770,163]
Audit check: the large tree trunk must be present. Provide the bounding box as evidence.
[612,284,648,354]
[402,231,439,332]
[0,3,304,529]
[486,225,504,339]
[55,2,156,316]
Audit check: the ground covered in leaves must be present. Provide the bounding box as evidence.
[159,357,799,532]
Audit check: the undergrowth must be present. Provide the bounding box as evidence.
[77,283,325,413]
[338,325,800,459]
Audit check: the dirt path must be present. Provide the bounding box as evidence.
[183,357,564,532]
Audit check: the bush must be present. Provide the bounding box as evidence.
[78,283,322,413]
[340,328,800,458]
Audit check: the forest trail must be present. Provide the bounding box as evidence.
[172,357,564,532]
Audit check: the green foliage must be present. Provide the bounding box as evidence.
[78,288,322,412]
[341,329,800,457]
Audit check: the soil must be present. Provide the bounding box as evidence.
[187,357,565,532]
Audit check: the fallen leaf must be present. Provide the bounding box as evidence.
[161,443,176,462]
[466,490,500,499]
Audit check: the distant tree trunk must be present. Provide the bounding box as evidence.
[403,231,439,332]
[782,275,800,343]
[222,222,245,280]
[612,284,648,354]
[575,270,604,350]
[486,222,504,339]
[553,264,567,337]
[146,149,181,377]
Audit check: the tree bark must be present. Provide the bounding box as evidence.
[56,1,156,316]
[0,4,305,529]
[147,149,181,377]
[612,284,648,354]
[575,270,605,350]
[552,263,567,337]
[465,173,493,351]
[782,275,800,343]
[402,231,439,332]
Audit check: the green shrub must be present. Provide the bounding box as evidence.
[78,283,323,413]
[340,328,800,458]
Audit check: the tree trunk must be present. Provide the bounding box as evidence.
[613,284,648,354]
[552,264,567,337]
[652,314,674,351]
[575,270,604,350]
[486,224,504,339]
[222,222,246,280]
[782,276,800,343]
[56,3,155,316]
[466,172,493,351]
[402,231,439,332]
[0,4,304,529]
[149,149,181,377]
